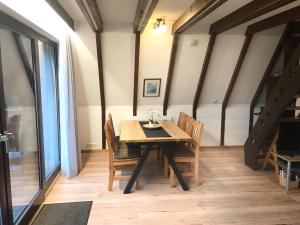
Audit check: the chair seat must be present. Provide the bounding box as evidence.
[171,143,195,157]
[114,145,141,160]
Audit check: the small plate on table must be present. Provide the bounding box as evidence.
[143,123,161,129]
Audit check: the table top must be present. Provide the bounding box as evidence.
[119,120,191,143]
[272,152,300,162]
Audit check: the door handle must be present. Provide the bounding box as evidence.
[0,131,16,153]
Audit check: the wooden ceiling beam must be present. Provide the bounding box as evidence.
[246,6,300,35]
[75,0,96,31]
[249,23,292,132]
[172,0,227,34]
[139,0,159,33]
[45,0,75,30]
[192,34,216,118]
[209,0,296,35]
[86,0,103,31]
[220,34,253,146]
[133,0,149,32]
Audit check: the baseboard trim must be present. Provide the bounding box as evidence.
[81,149,107,152]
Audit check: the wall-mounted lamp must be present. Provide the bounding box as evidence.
[153,17,167,34]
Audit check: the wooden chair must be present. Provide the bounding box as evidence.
[262,129,279,175]
[170,121,204,187]
[184,116,195,136]
[164,115,195,176]
[177,112,187,130]
[104,122,141,191]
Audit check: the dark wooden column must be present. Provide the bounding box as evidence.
[192,34,216,118]
[163,34,179,116]
[133,32,141,116]
[95,31,106,148]
[220,34,253,146]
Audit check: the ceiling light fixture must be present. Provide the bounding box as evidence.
[153,17,167,34]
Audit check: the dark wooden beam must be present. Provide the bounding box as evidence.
[192,34,216,118]
[220,34,253,146]
[163,34,179,116]
[246,6,300,35]
[139,0,159,33]
[133,32,141,116]
[95,31,106,148]
[12,32,35,94]
[75,0,96,31]
[86,0,103,31]
[45,0,75,30]
[249,23,292,132]
[210,0,296,35]
[133,0,149,32]
[172,0,227,34]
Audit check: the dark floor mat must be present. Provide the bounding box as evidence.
[32,201,92,225]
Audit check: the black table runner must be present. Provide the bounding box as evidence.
[139,121,171,138]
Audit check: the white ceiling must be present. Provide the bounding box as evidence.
[96,0,139,25]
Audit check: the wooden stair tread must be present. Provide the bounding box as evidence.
[279,117,300,122]
[286,106,300,110]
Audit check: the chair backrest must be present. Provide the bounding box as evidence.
[184,116,195,136]
[104,122,116,164]
[190,121,204,152]
[107,113,116,140]
[177,112,187,130]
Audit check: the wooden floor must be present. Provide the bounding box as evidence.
[45,147,300,225]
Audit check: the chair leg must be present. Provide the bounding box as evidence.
[195,160,200,186]
[136,176,141,190]
[108,167,114,191]
[164,156,169,177]
[170,168,176,188]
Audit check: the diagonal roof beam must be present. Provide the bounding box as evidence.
[246,6,300,35]
[220,34,253,146]
[172,0,227,34]
[12,32,35,94]
[210,0,297,35]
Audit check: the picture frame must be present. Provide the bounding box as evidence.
[143,78,161,97]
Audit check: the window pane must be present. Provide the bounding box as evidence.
[38,41,60,179]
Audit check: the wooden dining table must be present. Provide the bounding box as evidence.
[120,120,192,194]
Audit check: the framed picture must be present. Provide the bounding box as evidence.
[143,78,161,97]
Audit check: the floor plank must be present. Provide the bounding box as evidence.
[45,148,300,225]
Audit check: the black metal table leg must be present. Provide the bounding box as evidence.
[163,149,189,191]
[123,146,152,194]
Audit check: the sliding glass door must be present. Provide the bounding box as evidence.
[0,11,60,225]
[0,29,40,223]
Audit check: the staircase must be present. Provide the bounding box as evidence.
[244,44,300,170]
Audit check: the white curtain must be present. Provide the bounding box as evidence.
[59,35,81,178]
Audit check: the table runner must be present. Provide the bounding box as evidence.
[139,121,171,138]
